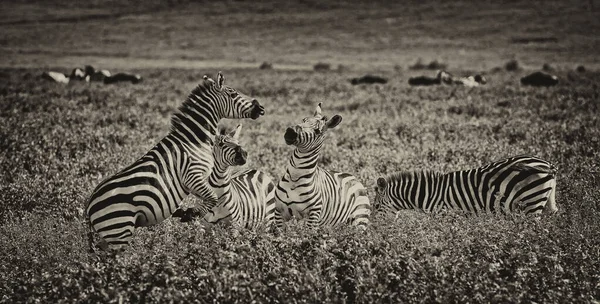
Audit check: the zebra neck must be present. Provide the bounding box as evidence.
[170,84,222,147]
[147,135,190,199]
[286,147,321,181]
[395,171,445,212]
[209,163,231,198]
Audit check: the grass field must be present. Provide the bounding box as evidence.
[1,0,599,303]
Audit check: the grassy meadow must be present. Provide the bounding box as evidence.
[1,0,599,303]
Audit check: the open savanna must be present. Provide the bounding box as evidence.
[1,0,599,303]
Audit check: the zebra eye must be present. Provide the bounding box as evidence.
[229,92,238,98]
[315,129,321,135]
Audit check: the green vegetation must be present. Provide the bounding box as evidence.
[1,0,599,302]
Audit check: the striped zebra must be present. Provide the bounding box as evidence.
[374,155,558,215]
[86,72,265,250]
[274,103,371,229]
[199,124,276,228]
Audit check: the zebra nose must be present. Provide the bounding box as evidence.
[235,148,247,165]
[250,99,265,119]
[284,127,298,145]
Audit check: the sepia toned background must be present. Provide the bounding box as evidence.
[0,0,598,302]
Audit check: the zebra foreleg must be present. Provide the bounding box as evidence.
[273,208,285,231]
[181,181,219,222]
[306,207,323,228]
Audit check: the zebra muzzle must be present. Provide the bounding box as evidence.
[284,127,298,145]
[234,147,247,165]
[250,100,265,119]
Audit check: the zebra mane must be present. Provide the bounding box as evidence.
[170,78,219,143]
[386,170,442,182]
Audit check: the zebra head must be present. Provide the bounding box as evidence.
[284,103,342,151]
[203,72,265,120]
[374,176,410,213]
[214,124,248,166]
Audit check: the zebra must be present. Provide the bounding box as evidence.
[199,124,276,228]
[86,72,265,250]
[274,103,371,229]
[374,155,558,216]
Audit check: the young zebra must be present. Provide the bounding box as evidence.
[274,103,371,229]
[199,124,276,228]
[374,155,558,215]
[86,72,265,250]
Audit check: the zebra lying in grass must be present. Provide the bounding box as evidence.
[274,103,371,229]
[202,124,276,228]
[174,124,276,228]
[86,72,264,251]
[374,155,558,215]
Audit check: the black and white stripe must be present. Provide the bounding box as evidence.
[274,103,371,229]
[202,125,276,228]
[86,72,264,250]
[374,155,558,215]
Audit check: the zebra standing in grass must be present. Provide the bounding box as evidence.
[198,124,276,228]
[86,72,265,250]
[374,155,558,215]
[274,103,371,229]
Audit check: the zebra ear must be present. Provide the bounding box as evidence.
[377,177,387,189]
[314,102,322,116]
[217,71,224,89]
[325,114,342,129]
[230,124,242,140]
[203,75,216,85]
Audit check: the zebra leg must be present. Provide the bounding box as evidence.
[307,208,322,228]
[99,226,135,251]
[182,180,219,222]
[273,208,285,231]
[543,179,558,214]
[350,192,370,229]
[172,208,185,218]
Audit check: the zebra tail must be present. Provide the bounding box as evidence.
[511,162,557,176]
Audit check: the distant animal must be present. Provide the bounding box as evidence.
[41,71,70,84]
[408,70,452,86]
[87,69,112,82]
[474,74,487,84]
[520,72,558,87]
[350,75,388,85]
[103,73,143,84]
[69,68,86,81]
[86,72,265,251]
[84,65,96,77]
[259,62,273,70]
[453,74,487,87]
[81,65,112,82]
[542,63,554,72]
[274,103,370,229]
[175,125,276,228]
[374,155,558,216]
